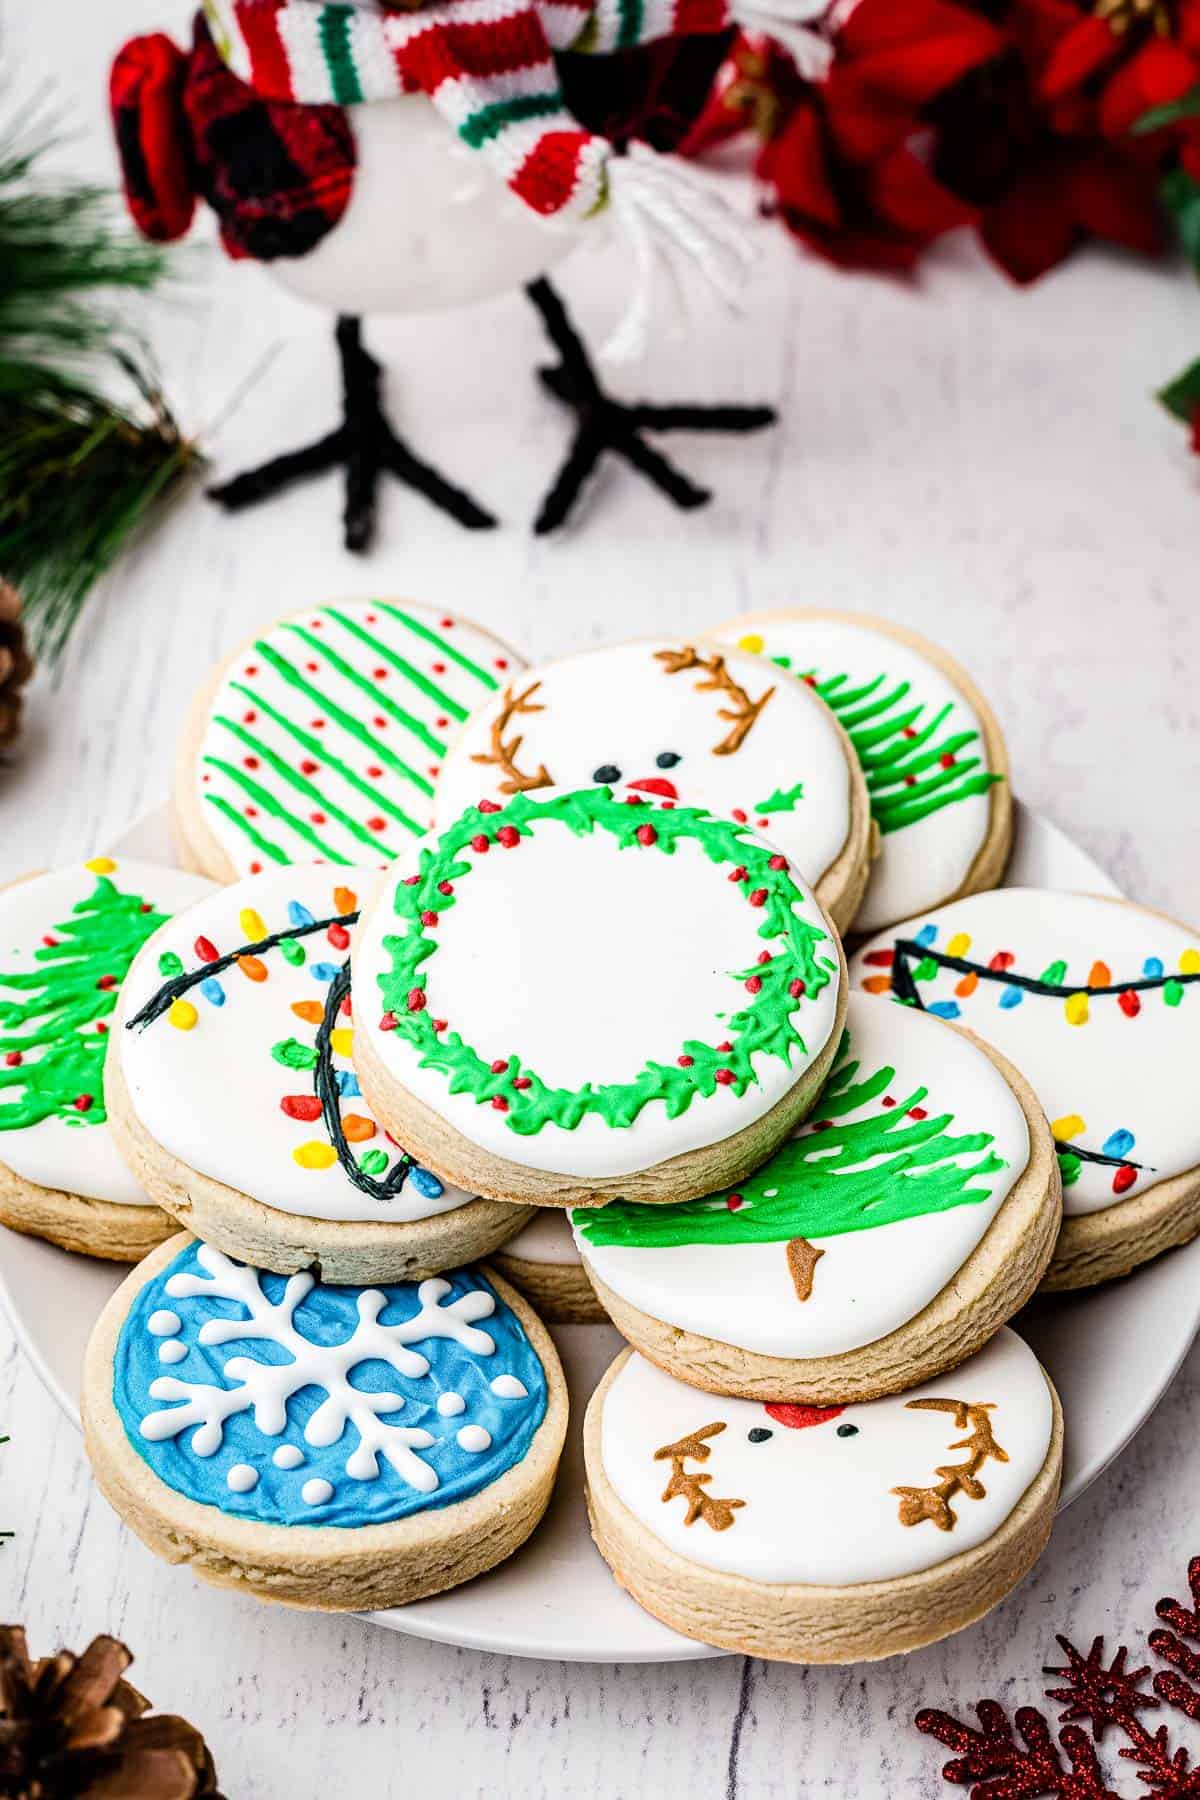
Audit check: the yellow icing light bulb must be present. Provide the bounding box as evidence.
[84,856,116,875]
[1051,1113,1087,1139]
[330,1028,354,1058]
[946,932,971,958]
[168,999,198,1032]
[737,634,764,655]
[1064,993,1089,1026]
[239,908,268,940]
[294,1142,338,1170]
[1180,948,1200,975]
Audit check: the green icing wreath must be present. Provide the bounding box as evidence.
[375,787,838,1139]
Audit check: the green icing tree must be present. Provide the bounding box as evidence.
[0,873,170,1129]
[768,655,1001,835]
[576,1036,1008,1299]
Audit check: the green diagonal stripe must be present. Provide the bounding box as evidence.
[202,756,352,864]
[371,603,501,690]
[211,716,406,857]
[318,611,469,724]
[254,640,437,796]
[202,793,291,866]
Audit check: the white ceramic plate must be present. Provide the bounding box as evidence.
[3,801,1199,1663]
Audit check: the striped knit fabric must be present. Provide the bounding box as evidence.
[203,0,735,217]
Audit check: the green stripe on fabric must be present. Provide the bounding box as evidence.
[202,793,290,866]
[370,603,500,691]
[319,5,364,105]
[616,0,644,51]
[228,683,425,835]
[316,613,468,724]
[254,640,437,797]
[212,717,405,858]
[459,92,563,151]
[202,756,353,864]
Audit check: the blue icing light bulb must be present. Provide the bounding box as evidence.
[409,1167,445,1200]
[288,901,316,929]
[335,1070,361,1098]
[113,1243,547,1530]
[927,1001,961,1021]
[199,977,225,1007]
[914,924,938,948]
[310,962,341,983]
[1102,1128,1135,1159]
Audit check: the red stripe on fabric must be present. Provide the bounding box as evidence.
[510,129,591,215]
[396,14,553,95]
[235,0,293,98]
[672,0,731,33]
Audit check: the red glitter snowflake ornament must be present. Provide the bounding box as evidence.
[916,1553,1200,1798]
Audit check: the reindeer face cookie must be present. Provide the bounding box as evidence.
[175,599,525,882]
[584,1330,1062,1662]
[82,1237,568,1612]
[851,889,1200,1289]
[352,787,847,1208]
[574,993,1059,1401]
[434,639,872,931]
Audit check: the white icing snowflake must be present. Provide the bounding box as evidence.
[140,1246,497,1494]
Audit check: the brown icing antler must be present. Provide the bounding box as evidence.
[654,646,775,756]
[892,1399,1009,1532]
[654,1422,745,1531]
[786,1237,824,1302]
[470,680,554,795]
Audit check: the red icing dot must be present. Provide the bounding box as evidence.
[437,881,454,897]
[788,978,806,999]
[478,800,501,814]
[367,766,383,779]
[374,667,388,680]
[432,1019,448,1033]
[281,1095,322,1121]
[714,1068,735,1086]
[311,719,326,730]
[636,824,657,846]
[242,710,257,724]
[406,989,426,1013]
[757,951,771,964]
[726,1194,744,1210]
[492,1095,508,1112]
[310,812,327,826]
[904,775,917,787]
[244,756,259,770]
[513,1076,531,1090]
[41,936,57,948]
[940,753,956,769]
[768,855,787,871]
[1119,989,1141,1018]
[432,662,447,675]
[882,1095,897,1108]
[728,867,748,884]
[757,819,768,828]
[244,664,258,677]
[310,619,323,629]
[403,875,419,887]
[367,817,386,833]
[748,888,768,908]
[365,614,377,624]
[471,835,489,853]
[902,727,917,739]
[497,825,520,848]
[301,760,319,776]
[495,658,508,670]
[96,974,117,991]
[811,1119,833,1131]
[909,1106,928,1120]
[420,911,438,927]
[244,806,258,818]
[195,936,219,963]
[1113,1165,1138,1194]
[374,716,388,730]
[436,717,450,729]
[73,1094,94,1113]
[677,1054,694,1068]
[379,1011,399,1031]
[717,1041,733,1052]
[745,976,762,994]
[491,1059,509,1074]
[732,808,748,824]
[328,923,350,950]
[440,618,454,628]
[764,1403,844,1429]
[250,861,263,874]
[306,661,318,673]
[4,1052,22,1067]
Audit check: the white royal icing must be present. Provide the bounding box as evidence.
[194,599,524,878]
[500,1211,583,1267]
[0,860,214,1206]
[574,993,1030,1358]
[116,866,477,1224]
[600,1330,1053,1585]
[434,640,854,894]
[851,889,1200,1218]
[711,616,999,932]
[355,807,842,1180]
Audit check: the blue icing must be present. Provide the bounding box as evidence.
[310,962,340,983]
[409,1167,445,1200]
[200,977,225,1007]
[1102,1128,1135,1158]
[914,924,938,948]
[335,1070,361,1098]
[288,901,316,929]
[113,1243,547,1530]
[1144,957,1164,979]
[927,1000,961,1020]
[999,986,1024,1010]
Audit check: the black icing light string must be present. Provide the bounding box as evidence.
[126,909,417,1203]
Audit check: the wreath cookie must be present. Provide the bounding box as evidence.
[83,1236,567,1612]
[433,638,872,932]
[574,993,1059,1402]
[0,859,214,1261]
[109,867,532,1284]
[175,598,526,881]
[850,888,1200,1289]
[493,1213,606,1324]
[353,788,847,1209]
[584,1328,1062,1663]
[711,611,1010,934]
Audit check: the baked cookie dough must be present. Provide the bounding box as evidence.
[574,993,1059,1401]
[851,888,1200,1288]
[584,1328,1062,1662]
[353,786,847,1209]
[493,1211,606,1324]
[83,1236,568,1612]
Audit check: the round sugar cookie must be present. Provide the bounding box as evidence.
[850,888,1200,1289]
[584,1330,1062,1663]
[175,598,526,881]
[109,867,532,1284]
[710,611,1010,934]
[83,1236,568,1612]
[352,786,848,1209]
[574,993,1059,1401]
[493,1212,607,1323]
[0,858,214,1261]
[434,638,872,932]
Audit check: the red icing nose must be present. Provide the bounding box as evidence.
[763,1403,845,1429]
[627,777,678,800]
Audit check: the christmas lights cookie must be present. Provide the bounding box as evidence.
[83,1236,568,1611]
[434,638,872,932]
[493,1212,607,1324]
[710,611,1010,934]
[0,859,214,1261]
[175,598,526,881]
[575,993,1058,1401]
[851,889,1200,1289]
[353,787,847,1209]
[584,1328,1061,1663]
[108,867,533,1284]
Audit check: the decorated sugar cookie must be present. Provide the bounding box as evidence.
[433,638,872,931]
[710,611,1010,933]
[494,1212,605,1324]
[584,1330,1061,1663]
[83,1237,567,1611]
[353,787,847,1209]
[175,599,525,881]
[851,888,1200,1289]
[0,859,213,1261]
[110,867,533,1284]
[574,993,1058,1400]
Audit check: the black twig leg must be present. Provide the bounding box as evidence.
[526,277,777,534]
[209,314,498,549]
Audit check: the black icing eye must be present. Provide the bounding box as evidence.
[656,751,682,769]
[837,1424,859,1439]
[748,1427,772,1444]
[593,764,621,784]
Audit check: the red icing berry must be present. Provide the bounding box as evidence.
[732,808,748,823]
[1113,1164,1138,1194]
[437,881,454,897]
[420,911,438,928]
[328,923,350,949]
[635,824,658,846]
[726,1194,744,1210]
[406,989,426,1013]
[728,867,748,883]
[714,1068,735,1085]
[306,661,318,673]
[748,888,768,907]
[717,1041,733,1052]
[379,1011,399,1031]
[194,936,219,963]
[497,825,521,848]
[677,1054,694,1067]
[904,775,917,787]
[4,1052,21,1067]
[1119,989,1141,1018]
[513,1076,531,1090]
[745,975,762,994]
[432,1019,448,1033]
[490,1059,509,1074]
[902,727,917,739]
[403,875,419,887]
[471,835,489,854]
[244,806,258,818]
[244,664,258,677]
[281,1095,322,1121]
[491,1095,508,1112]
[478,800,501,814]
[882,1095,896,1108]
[96,974,117,991]
[757,951,771,964]
[789,978,806,998]
[436,717,449,729]
[940,753,956,769]
[768,855,788,871]
[41,936,57,948]
[909,1106,928,1120]
[73,1094,94,1112]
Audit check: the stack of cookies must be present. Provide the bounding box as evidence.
[3,602,1198,1661]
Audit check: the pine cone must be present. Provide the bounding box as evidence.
[0,1627,223,1800]
[0,583,34,751]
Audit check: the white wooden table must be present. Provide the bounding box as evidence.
[4,2,1200,1792]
